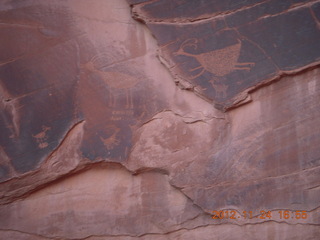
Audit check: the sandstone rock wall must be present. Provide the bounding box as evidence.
[0,0,319,239]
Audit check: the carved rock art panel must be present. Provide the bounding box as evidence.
[132,0,320,110]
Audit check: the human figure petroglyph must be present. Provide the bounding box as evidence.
[83,57,141,109]
[173,38,255,79]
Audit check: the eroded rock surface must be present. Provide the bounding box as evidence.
[131,0,320,110]
[0,0,319,239]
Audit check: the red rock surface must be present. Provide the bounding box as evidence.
[131,0,320,110]
[0,0,319,239]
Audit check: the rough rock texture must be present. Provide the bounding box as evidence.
[0,0,319,239]
[131,0,320,110]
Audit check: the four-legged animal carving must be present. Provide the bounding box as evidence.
[174,38,255,78]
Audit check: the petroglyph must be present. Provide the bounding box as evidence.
[209,80,228,98]
[83,55,141,109]
[174,38,255,78]
[100,127,121,150]
[111,110,134,121]
[32,126,50,149]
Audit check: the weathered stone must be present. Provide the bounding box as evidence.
[0,0,165,183]
[128,67,320,225]
[0,164,206,238]
[132,0,320,110]
[0,0,320,239]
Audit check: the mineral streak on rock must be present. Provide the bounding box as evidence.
[0,0,320,239]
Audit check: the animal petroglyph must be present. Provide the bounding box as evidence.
[83,56,141,109]
[32,126,50,149]
[174,38,255,78]
[100,127,120,150]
